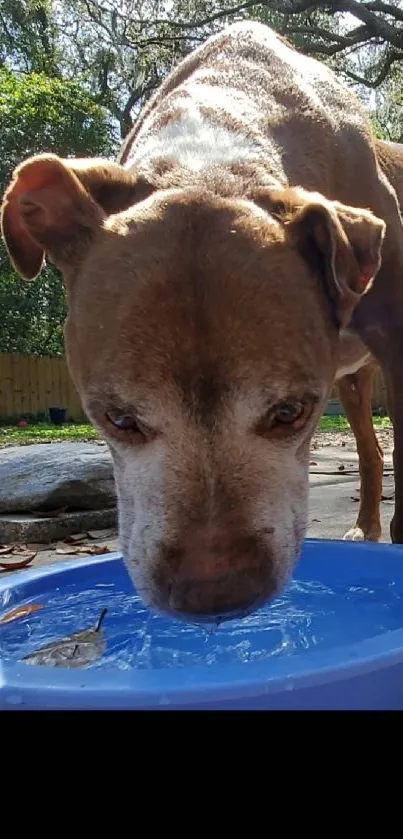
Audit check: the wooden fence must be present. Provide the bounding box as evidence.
[0,353,85,421]
[0,352,390,422]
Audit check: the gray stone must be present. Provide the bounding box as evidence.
[0,508,117,544]
[0,443,116,513]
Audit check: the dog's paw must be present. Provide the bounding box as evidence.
[343,526,365,541]
[343,524,381,542]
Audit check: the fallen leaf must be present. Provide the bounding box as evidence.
[14,546,37,557]
[23,608,108,668]
[0,603,44,624]
[309,461,318,466]
[338,464,345,471]
[85,545,113,555]
[66,533,88,543]
[87,529,116,540]
[56,546,81,555]
[55,543,113,556]
[0,553,36,571]
[25,543,55,552]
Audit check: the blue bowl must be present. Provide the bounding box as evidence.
[1,538,403,710]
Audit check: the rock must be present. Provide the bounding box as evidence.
[0,443,116,513]
[0,509,117,545]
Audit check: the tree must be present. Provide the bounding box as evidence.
[3,1,403,139]
[0,68,115,355]
[50,0,403,137]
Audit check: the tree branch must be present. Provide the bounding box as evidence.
[343,50,403,88]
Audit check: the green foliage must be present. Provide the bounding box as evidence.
[0,67,114,161]
[0,67,116,355]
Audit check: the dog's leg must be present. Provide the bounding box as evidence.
[337,362,383,541]
[380,355,403,543]
[352,317,403,543]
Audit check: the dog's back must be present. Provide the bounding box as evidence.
[376,139,403,211]
[120,22,375,204]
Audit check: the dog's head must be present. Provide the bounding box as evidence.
[1,154,385,619]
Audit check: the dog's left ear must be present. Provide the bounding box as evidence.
[1,153,153,281]
[255,186,386,327]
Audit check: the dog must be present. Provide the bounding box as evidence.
[335,140,403,543]
[2,22,402,621]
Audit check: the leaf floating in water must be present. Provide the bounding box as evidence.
[0,603,44,624]
[22,608,108,669]
[94,608,108,632]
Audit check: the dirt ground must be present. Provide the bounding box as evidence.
[311,426,394,454]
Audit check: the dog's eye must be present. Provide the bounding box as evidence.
[109,414,138,430]
[274,401,305,424]
[105,412,148,440]
[256,399,310,437]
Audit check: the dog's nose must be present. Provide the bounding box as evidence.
[174,528,262,582]
[168,573,275,619]
[158,528,278,619]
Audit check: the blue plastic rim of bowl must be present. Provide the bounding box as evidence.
[2,538,403,710]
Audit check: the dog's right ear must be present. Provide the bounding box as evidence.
[254,186,385,327]
[1,154,152,281]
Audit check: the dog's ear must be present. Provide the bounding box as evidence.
[255,186,386,326]
[1,154,152,281]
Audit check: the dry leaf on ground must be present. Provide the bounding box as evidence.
[55,543,113,556]
[25,543,56,552]
[0,553,36,571]
[55,544,82,555]
[87,529,116,540]
[85,545,112,555]
[12,545,39,557]
[66,533,88,543]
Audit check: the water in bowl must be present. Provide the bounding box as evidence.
[1,560,403,671]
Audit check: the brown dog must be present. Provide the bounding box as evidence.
[335,140,403,543]
[1,22,401,621]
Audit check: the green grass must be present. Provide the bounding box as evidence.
[318,415,391,432]
[0,422,98,447]
[0,415,393,447]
